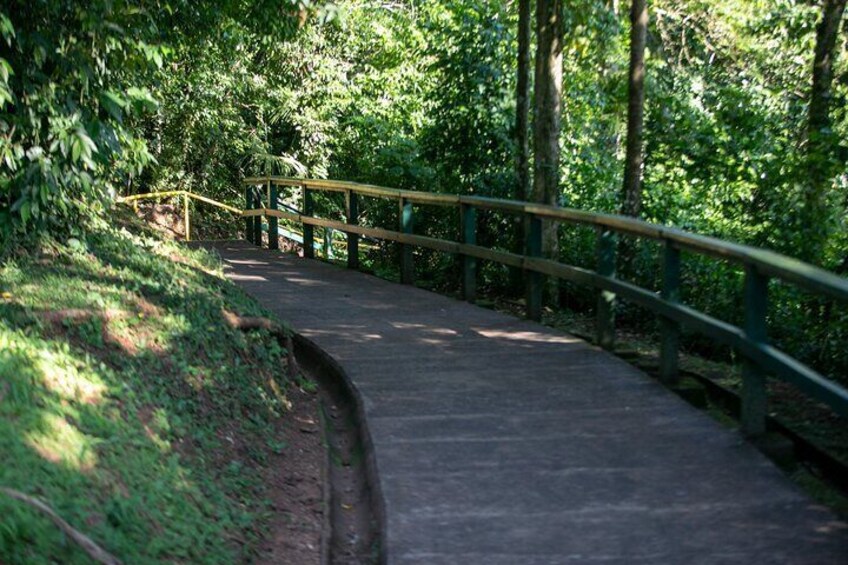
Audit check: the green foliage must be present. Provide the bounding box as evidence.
[420,1,516,198]
[0,0,326,246]
[2,0,846,406]
[0,217,292,563]
[3,0,846,262]
[0,1,164,242]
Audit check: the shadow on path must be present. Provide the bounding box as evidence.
[207,240,848,565]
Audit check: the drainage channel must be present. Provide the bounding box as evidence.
[295,335,383,565]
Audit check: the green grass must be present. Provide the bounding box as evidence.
[0,217,294,563]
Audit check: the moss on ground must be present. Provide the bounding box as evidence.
[0,217,294,563]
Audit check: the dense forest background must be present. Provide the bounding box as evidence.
[1,0,847,377]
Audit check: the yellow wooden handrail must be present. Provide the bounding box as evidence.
[117,190,242,241]
[118,191,242,214]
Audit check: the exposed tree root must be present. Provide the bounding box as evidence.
[0,487,122,565]
[222,309,299,379]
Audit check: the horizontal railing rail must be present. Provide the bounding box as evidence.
[244,177,848,301]
[118,188,356,255]
[118,190,242,214]
[117,190,242,242]
[242,176,848,436]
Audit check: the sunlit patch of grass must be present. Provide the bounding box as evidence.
[34,347,106,405]
[0,215,293,564]
[26,413,98,472]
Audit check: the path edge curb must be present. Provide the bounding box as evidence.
[293,332,387,565]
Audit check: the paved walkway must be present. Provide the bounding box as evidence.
[207,240,847,564]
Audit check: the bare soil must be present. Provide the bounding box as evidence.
[135,203,185,239]
[255,385,326,565]
[254,363,379,564]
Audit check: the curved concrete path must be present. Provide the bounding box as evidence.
[207,240,847,564]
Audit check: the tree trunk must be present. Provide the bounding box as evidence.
[804,0,846,263]
[532,0,563,258]
[516,0,532,205]
[621,0,648,219]
[512,0,533,294]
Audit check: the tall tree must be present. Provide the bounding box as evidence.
[621,0,648,219]
[512,0,533,293]
[532,0,563,258]
[804,0,847,262]
[516,0,532,204]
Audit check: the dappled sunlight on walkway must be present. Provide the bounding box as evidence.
[209,240,848,564]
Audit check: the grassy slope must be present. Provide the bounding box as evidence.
[0,218,295,563]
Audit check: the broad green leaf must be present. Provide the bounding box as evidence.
[71,138,81,163]
[126,86,159,112]
[19,200,30,224]
[101,90,126,121]
[0,13,14,45]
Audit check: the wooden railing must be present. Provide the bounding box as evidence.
[242,176,848,436]
[118,181,848,438]
[117,183,848,437]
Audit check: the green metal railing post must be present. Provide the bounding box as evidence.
[303,185,314,259]
[244,186,253,243]
[400,198,414,284]
[252,186,262,246]
[660,241,681,384]
[526,215,543,321]
[234,176,848,422]
[742,265,769,437]
[346,190,359,269]
[596,228,616,350]
[461,203,477,302]
[268,183,279,250]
